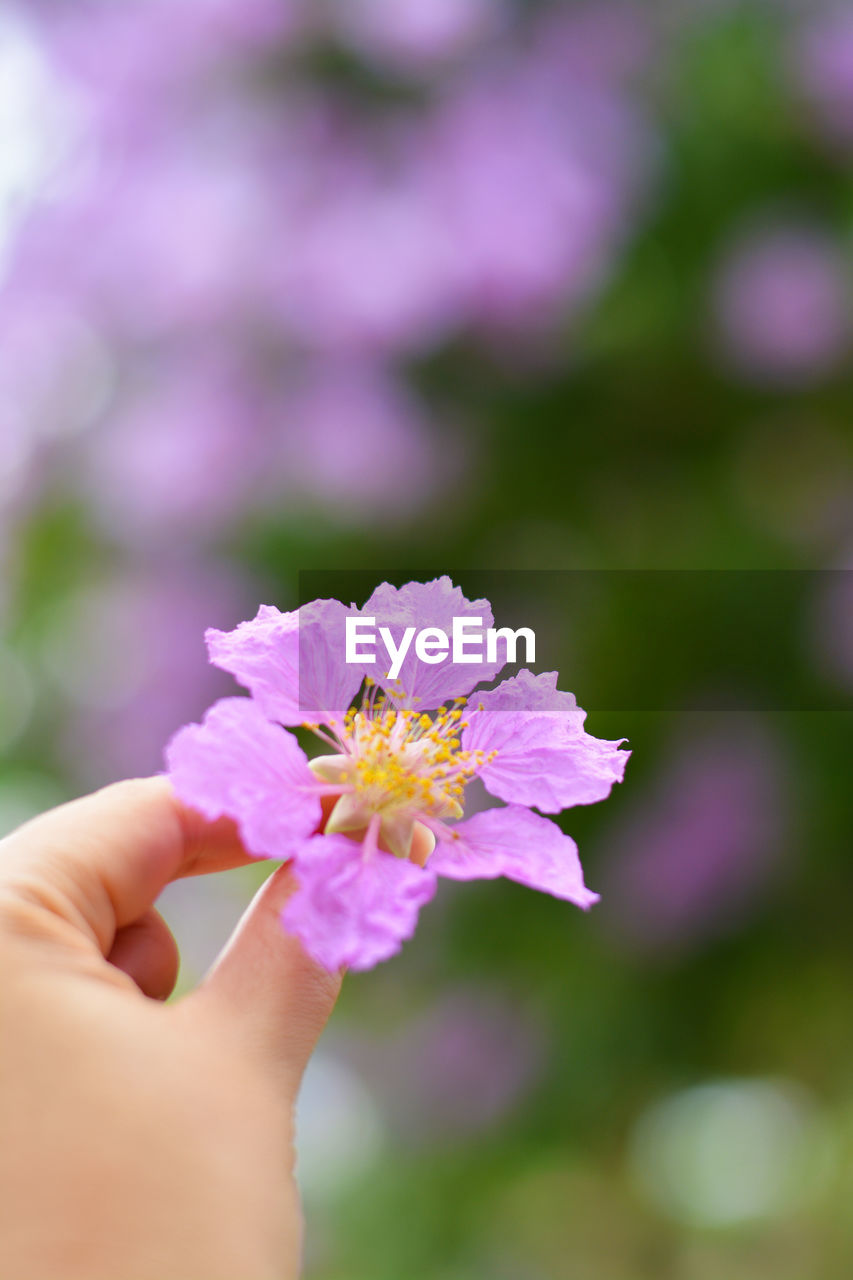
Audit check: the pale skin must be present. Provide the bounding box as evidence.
[0,777,432,1280]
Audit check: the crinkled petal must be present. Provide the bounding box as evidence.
[361,576,505,709]
[467,668,584,721]
[165,697,321,859]
[430,805,599,908]
[283,834,437,971]
[205,598,363,729]
[462,670,629,813]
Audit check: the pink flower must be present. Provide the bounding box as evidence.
[598,719,787,955]
[710,222,850,385]
[792,8,853,153]
[340,985,546,1141]
[166,577,629,971]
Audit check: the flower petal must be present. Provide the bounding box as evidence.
[165,696,321,859]
[362,576,505,709]
[283,834,437,971]
[205,598,363,729]
[462,670,629,813]
[430,805,599,908]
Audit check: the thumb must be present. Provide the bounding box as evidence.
[186,862,342,1092]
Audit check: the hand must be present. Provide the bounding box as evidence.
[0,778,341,1280]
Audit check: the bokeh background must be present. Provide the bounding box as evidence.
[2,0,853,1276]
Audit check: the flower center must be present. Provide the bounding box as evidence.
[308,681,494,859]
[347,701,474,819]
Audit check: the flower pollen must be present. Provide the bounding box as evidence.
[307,680,496,860]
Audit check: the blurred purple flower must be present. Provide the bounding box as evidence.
[0,293,112,441]
[0,291,114,532]
[270,359,441,522]
[13,0,651,354]
[331,0,507,77]
[191,0,308,51]
[29,0,305,118]
[792,8,853,153]
[0,429,34,529]
[0,8,76,261]
[528,1,652,90]
[337,986,546,1142]
[271,123,457,355]
[1,0,656,548]
[46,561,257,788]
[711,223,850,385]
[271,66,650,350]
[8,148,271,339]
[598,718,788,954]
[420,58,651,332]
[81,356,266,546]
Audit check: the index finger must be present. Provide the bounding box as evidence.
[0,777,259,956]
